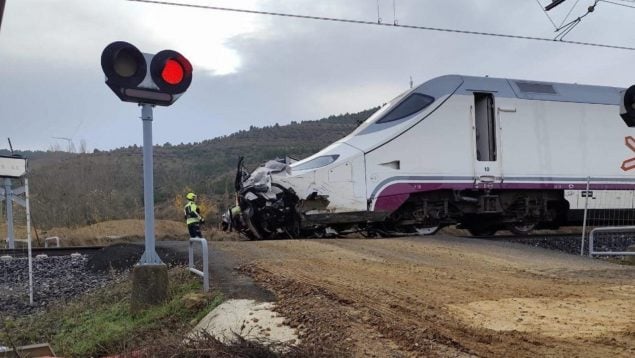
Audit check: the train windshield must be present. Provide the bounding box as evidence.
[291,155,340,171]
[377,93,435,123]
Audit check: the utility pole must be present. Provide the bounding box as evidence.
[0,0,6,32]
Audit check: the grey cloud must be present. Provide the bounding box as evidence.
[1,0,633,151]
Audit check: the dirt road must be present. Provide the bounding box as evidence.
[208,236,634,357]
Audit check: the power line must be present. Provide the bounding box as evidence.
[600,0,635,8]
[549,0,635,41]
[554,0,598,40]
[560,0,582,27]
[534,0,558,29]
[126,0,635,51]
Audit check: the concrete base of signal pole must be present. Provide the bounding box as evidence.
[130,103,169,314]
[130,264,169,313]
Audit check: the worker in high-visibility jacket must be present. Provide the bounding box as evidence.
[184,192,204,238]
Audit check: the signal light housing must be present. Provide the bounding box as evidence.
[620,85,635,127]
[101,41,192,106]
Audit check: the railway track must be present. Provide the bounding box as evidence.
[0,246,104,258]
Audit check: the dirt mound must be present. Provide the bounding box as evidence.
[87,243,188,273]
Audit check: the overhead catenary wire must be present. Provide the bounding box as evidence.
[126,0,635,51]
[534,0,559,29]
[600,0,635,8]
[560,0,582,27]
[553,0,598,40]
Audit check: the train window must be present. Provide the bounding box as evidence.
[292,155,340,171]
[377,93,434,123]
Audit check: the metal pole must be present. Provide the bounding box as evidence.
[0,0,6,32]
[138,104,162,264]
[188,240,194,271]
[4,178,14,249]
[25,178,33,305]
[188,238,209,292]
[580,176,590,256]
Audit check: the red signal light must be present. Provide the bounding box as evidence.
[161,59,184,85]
[150,50,192,95]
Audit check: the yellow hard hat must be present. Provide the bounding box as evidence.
[186,192,196,200]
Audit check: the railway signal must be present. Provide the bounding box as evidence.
[101,41,194,309]
[620,85,635,127]
[100,41,192,106]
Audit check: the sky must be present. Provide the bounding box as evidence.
[0,0,634,152]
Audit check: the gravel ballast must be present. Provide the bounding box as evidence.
[508,234,635,256]
[0,255,124,316]
[0,243,188,317]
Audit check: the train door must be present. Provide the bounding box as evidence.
[472,92,502,187]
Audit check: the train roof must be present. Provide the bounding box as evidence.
[425,75,623,105]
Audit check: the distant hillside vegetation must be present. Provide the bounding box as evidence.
[3,108,377,229]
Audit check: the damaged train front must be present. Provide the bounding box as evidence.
[223,157,303,240]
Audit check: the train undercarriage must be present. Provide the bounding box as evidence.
[223,159,570,239]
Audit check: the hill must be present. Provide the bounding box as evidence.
[3,108,377,229]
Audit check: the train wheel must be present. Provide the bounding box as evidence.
[509,222,537,236]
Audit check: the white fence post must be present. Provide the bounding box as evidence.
[580,176,590,256]
[188,237,209,292]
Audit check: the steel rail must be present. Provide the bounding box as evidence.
[0,246,104,257]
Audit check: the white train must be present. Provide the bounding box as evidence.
[227,75,635,239]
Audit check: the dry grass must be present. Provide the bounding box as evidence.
[2,268,224,357]
[1,219,243,247]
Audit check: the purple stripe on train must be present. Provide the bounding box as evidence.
[372,181,635,212]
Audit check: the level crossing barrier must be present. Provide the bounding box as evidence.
[188,237,209,292]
